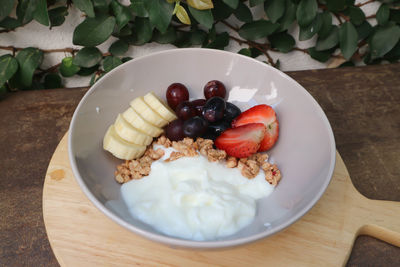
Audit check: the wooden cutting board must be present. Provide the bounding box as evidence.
[43,133,400,266]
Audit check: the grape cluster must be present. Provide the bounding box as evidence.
[164,80,241,141]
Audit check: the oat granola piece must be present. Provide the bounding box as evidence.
[237,158,260,179]
[172,138,198,157]
[196,138,214,156]
[165,151,185,162]
[263,164,281,185]
[226,156,238,168]
[207,148,227,162]
[155,135,172,148]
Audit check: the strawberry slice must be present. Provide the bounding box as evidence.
[215,123,266,158]
[231,104,279,152]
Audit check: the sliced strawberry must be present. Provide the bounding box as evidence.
[231,104,279,152]
[215,123,266,158]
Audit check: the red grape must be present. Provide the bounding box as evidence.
[165,119,185,141]
[204,80,226,99]
[190,99,206,116]
[202,96,226,122]
[166,83,189,110]
[175,101,196,120]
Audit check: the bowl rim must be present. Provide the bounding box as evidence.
[68,48,336,248]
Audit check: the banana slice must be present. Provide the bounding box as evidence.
[114,114,153,146]
[143,92,177,122]
[103,125,146,160]
[122,107,163,137]
[130,97,168,127]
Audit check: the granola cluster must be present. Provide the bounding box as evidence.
[115,136,281,185]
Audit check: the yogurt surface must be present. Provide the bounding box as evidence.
[121,146,274,241]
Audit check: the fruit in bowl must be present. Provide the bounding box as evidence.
[69,48,335,249]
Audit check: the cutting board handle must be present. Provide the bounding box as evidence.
[358,224,400,247]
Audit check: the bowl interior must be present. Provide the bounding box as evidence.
[69,48,335,248]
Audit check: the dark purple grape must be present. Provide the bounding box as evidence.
[175,101,196,120]
[190,99,206,116]
[166,83,189,110]
[204,80,226,99]
[202,96,226,122]
[183,116,208,138]
[208,120,231,137]
[165,119,185,141]
[224,102,241,122]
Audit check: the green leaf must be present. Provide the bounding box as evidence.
[188,6,213,29]
[318,11,333,39]
[109,40,129,56]
[90,72,104,85]
[299,13,322,41]
[145,0,173,33]
[111,0,132,29]
[390,9,400,24]
[15,48,43,88]
[249,0,265,7]
[113,24,132,37]
[238,48,252,57]
[316,25,339,51]
[32,0,49,26]
[48,7,68,28]
[72,0,95,17]
[233,1,253,23]
[339,22,358,60]
[308,47,331,62]
[44,73,62,89]
[0,0,15,22]
[296,0,317,27]
[264,0,285,23]
[238,20,280,40]
[73,16,116,46]
[203,32,229,50]
[369,24,400,59]
[134,17,153,45]
[356,21,372,40]
[277,0,297,31]
[190,29,207,45]
[348,6,365,26]
[60,57,80,77]
[174,31,192,47]
[339,61,355,67]
[326,0,347,12]
[250,47,262,57]
[222,0,239,9]
[122,57,133,63]
[384,40,400,61]
[16,0,36,25]
[211,1,233,21]
[153,27,177,44]
[269,31,295,53]
[77,65,99,76]
[103,56,123,72]
[130,0,148,17]
[93,0,111,14]
[73,47,103,68]
[0,55,18,87]
[376,4,389,26]
[0,17,22,29]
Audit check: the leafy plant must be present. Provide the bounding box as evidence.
[0,0,400,96]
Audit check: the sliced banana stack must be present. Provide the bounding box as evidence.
[103,91,177,160]
[103,125,146,160]
[122,107,163,137]
[143,92,177,122]
[114,114,153,146]
[130,97,168,128]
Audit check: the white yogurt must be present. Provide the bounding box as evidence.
[121,146,274,241]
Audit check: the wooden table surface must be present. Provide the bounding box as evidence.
[0,63,399,266]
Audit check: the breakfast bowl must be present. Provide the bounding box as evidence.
[68,48,336,249]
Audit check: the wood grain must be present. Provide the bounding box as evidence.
[43,134,400,267]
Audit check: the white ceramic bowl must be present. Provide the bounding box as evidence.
[69,48,336,249]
